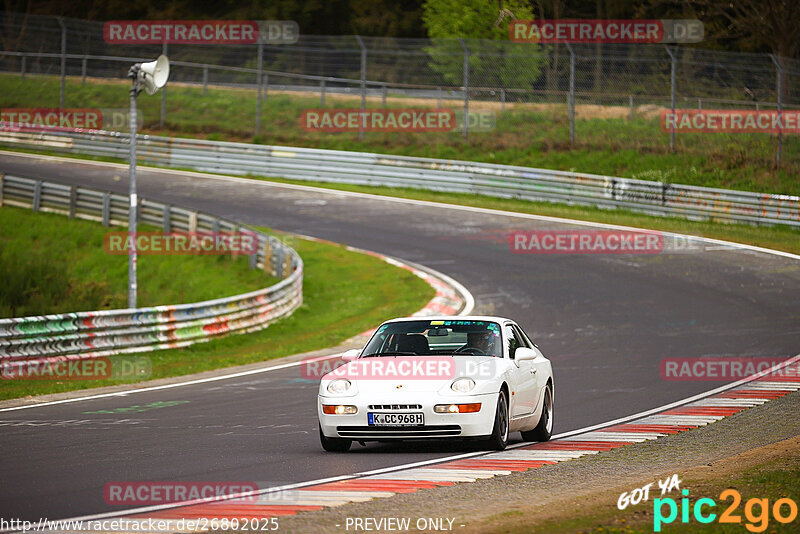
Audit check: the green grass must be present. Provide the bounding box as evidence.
[1,73,797,195]
[0,222,434,400]
[0,206,269,317]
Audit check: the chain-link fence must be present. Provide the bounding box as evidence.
[1,12,798,162]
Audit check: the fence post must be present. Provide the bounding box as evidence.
[320,79,326,106]
[21,54,26,79]
[255,40,263,135]
[57,17,66,109]
[264,73,269,99]
[81,56,87,84]
[160,42,168,129]
[202,66,208,96]
[770,54,783,166]
[460,38,470,140]
[629,95,633,120]
[566,43,575,145]
[501,88,506,113]
[665,46,676,152]
[355,35,367,141]
[437,86,442,109]
[382,84,387,108]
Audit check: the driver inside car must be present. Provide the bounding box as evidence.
[461,331,500,356]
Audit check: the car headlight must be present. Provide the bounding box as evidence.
[450,377,476,393]
[327,379,352,394]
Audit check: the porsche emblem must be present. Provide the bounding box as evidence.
[395,384,404,389]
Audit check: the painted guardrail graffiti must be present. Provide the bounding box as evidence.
[0,174,303,362]
[1,129,798,227]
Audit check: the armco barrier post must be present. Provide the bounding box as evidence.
[102,192,110,226]
[33,180,42,212]
[162,204,171,232]
[68,186,77,217]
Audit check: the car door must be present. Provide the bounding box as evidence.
[515,324,549,413]
[504,324,537,417]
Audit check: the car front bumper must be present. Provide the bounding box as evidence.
[318,392,499,440]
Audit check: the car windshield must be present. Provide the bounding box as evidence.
[362,319,502,357]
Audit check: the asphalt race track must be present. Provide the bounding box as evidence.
[1,152,798,522]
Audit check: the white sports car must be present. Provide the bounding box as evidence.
[318,316,554,451]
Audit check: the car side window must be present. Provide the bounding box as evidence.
[504,325,521,359]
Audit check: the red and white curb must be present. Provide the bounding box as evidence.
[75,358,799,532]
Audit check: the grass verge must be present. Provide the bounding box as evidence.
[0,73,797,194]
[0,205,270,317]
[0,221,434,400]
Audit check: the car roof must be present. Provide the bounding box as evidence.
[382,315,515,324]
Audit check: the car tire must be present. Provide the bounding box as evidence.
[521,385,553,442]
[486,389,510,451]
[319,424,352,452]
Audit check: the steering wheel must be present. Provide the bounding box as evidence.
[455,346,487,355]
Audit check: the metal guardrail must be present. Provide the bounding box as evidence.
[1,129,798,228]
[0,174,303,361]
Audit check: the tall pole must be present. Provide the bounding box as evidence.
[460,38,469,140]
[355,35,366,141]
[57,17,66,109]
[665,46,676,152]
[128,69,139,309]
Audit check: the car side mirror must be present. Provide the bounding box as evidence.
[515,347,537,362]
[341,349,360,362]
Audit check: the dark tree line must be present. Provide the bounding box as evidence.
[3,0,798,59]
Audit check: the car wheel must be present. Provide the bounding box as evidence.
[521,385,553,442]
[486,389,509,451]
[319,424,352,452]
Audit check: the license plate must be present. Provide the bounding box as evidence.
[368,412,424,426]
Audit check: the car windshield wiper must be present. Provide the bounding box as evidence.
[361,351,418,357]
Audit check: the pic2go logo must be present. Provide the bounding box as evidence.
[654,489,798,532]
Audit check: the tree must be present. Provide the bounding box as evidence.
[421,0,546,90]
